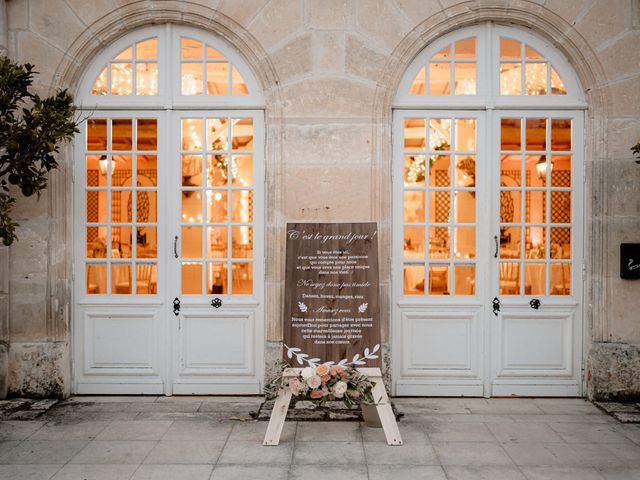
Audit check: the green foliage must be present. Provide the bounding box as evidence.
[0,56,79,246]
[632,141,640,165]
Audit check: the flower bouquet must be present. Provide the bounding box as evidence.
[283,364,375,409]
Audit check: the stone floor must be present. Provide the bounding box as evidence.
[1,396,639,479]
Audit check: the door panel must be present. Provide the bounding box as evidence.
[490,111,583,396]
[394,110,489,396]
[170,110,264,394]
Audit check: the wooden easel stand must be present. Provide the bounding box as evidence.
[263,367,402,446]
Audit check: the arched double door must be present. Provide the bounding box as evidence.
[392,23,585,397]
[73,25,264,394]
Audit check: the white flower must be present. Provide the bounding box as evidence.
[301,367,315,379]
[332,381,348,398]
[306,375,322,389]
[288,377,304,396]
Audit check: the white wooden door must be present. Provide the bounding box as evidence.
[393,110,491,396]
[392,109,583,397]
[489,111,583,396]
[168,110,264,394]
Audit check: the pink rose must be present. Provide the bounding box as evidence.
[332,381,348,398]
[306,375,322,389]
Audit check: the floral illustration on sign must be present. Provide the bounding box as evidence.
[283,343,380,367]
[298,301,308,313]
[358,302,368,313]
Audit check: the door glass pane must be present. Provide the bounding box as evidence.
[182,226,202,258]
[136,264,157,294]
[136,226,156,258]
[500,262,520,295]
[500,226,520,258]
[404,227,425,259]
[182,191,202,222]
[455,155,475,187]
[501,118,521,150]
[454,265,475,295]
[500,190,520,223]
[500,38,521,59]
[136,63,158,96]
[207,191,228,222]
[526,191,546,223]
[207,226,228,258]
[454,227,475,259]
[207,154,229,186]
[232,118,253,150]
[231,191,253,222]
[405,155,426,186]
[182,155,203,186]
[207,118,229,149]
[429,265,449,295]
[551,264,571,295]
[404,265,425,294]
[206,262,227,294]
[429,227,449,258]
[430,155,450,186]
[86,264,107,294]
[455,119,476,151]
[525,263,545,295]
[551,119,572,151]
[429,118,451,149]
[87,119,107,150]
[112,264,132,294]
[409,66,425,95]
[404,191,425,223]
[525,227,545,259]
[454,63,476,95]
[87,228,107,258]
[550,228,571,258]
[112,119,133,150]
[454,191,475,223]
[182,262,202,294]
[137,119,157,150]
[233,154,253,186]
[111,63,133,95]
[232,226,252,258]
[551,191,571,223]
[430,191,451,223]
[525,118,546,150]
[232,263,252,294]
[404,118,425,149]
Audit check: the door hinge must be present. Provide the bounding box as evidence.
[173,297,180,316]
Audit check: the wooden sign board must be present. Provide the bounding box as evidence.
[621,243,640,279]
[283,223,380,368]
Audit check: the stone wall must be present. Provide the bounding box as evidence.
[1,0,639,398]
[588,342,640,401]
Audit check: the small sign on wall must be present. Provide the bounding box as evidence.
[620,243,640,279]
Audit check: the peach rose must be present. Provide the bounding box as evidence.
[320,375,330,384]
[330,366,345,376]
[310,389,323,399]
[316,364,330,376]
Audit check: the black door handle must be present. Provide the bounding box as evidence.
[211,298,222,308]
[492,297,500,316]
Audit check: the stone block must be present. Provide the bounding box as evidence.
[0,342,8,399]
[606,76,640,121]
[574,0,632,51]
[8,341,70,398]
[248,0,303,52]
[217,0,270,26]
[394,0,446,27]
[345,34,388,83]
[65,0,118,27]
[306,0,352,29]
[29,0,85,52]
[598,31,640,82]
[0,247,8,294]
[270,33,313,81]
[281,78,376,117]
[612,412,640,423]
[588,342,640,401]
[284,166,372,220]
[606,277,640,342]
[283,123,373,165]
[356,0,409,52]
[7,0,28,30]
[314,31,344,73]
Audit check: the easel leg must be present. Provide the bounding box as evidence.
[263,388,292,446]
[370,374,403,446]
